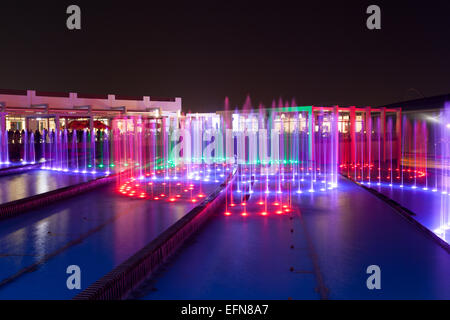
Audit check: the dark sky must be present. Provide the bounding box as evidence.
[0,1,449,112]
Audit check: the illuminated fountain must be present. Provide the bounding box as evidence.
[43,129,69,171]
[338,108,430,189]
[109,100,340,216]
[99,130,111,174]
[433,102,450,240]
[71,129,79,172]
[0,129,9,164]
[0,97,442,242]
[221,103,339,217]
[41,128,111,175]
[22,131,36,164]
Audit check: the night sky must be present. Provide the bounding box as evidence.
[0,1,449,112]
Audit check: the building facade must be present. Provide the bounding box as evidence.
[0,89,182,132]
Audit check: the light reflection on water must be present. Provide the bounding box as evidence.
[0,170,93,205]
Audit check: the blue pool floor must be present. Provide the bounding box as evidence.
[0,178,222,299]
[131,175,450,300]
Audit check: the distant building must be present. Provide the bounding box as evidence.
[380,93,450,114]
[0,89,182,132]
